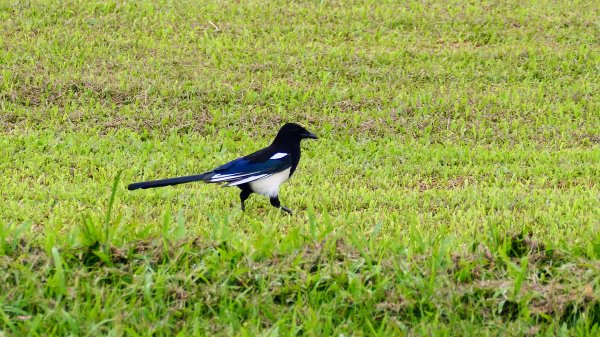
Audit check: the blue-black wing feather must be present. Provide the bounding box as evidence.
[203,147,292,185]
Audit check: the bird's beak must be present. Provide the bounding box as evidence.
[302,131,318,139]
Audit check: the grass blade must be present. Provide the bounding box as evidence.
[104,170,123,253]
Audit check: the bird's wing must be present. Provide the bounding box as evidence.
[204,152,292,186]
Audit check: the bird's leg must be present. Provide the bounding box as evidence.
[240,189,252,211]
[270,196,292,215]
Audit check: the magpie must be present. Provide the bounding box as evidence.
[127,123,318,214]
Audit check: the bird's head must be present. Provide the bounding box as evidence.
[273,123,318,145]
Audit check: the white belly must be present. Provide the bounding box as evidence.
[249,168,291,197]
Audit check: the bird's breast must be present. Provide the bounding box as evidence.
[248,168,291,197]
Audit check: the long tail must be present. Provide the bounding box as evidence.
[128,173,211,190]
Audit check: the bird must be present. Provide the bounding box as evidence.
[128,123,318,214]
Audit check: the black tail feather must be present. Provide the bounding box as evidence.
[128,173,211,190]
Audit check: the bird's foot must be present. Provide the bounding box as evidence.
[270,197,292,215]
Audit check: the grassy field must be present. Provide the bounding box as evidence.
[1,0,600,335]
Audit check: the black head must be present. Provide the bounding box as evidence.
[272,123,318,145]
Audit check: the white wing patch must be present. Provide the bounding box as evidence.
[270,152,289,160]
[210,172,259,182]
[227,174,270,186]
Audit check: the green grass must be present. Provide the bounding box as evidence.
[1,0,600,335]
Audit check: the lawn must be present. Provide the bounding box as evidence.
[1,0,599,335]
